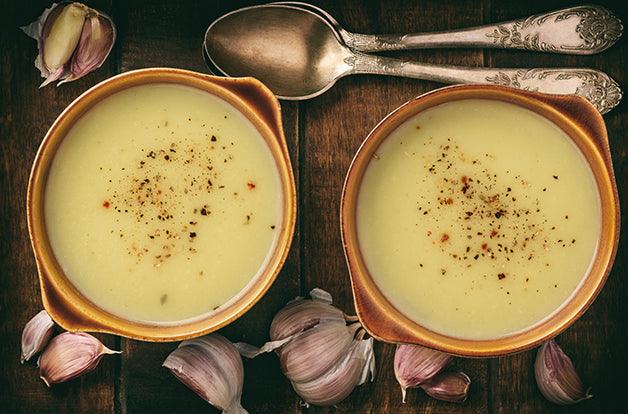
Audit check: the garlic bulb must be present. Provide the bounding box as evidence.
[292,337,375,406]
[21,310,55,363]
[535,339,592,405]
[420,370,471,403]
[394,344,453,402]
[236,288,375,407]
[38,332,120,386]
[279,322,361,383]
[21,2,116,87]
[163,334,248,414]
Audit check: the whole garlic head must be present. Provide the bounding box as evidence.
[236,288,375,407]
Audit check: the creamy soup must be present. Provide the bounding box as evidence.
[45,83,282,323]
[357,99,601,339]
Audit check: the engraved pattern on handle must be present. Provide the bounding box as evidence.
[483,69,622,114]
[342,5,622,55]
[342,31,405,52]
[484,6,623,53]
[345,54,622,114]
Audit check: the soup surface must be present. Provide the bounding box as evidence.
[356,99,600,339]
[45,83,282,322]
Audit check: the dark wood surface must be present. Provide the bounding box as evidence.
[1,1,626,412]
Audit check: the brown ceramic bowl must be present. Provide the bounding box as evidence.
[28,68,296,342]
[341,84,619,357]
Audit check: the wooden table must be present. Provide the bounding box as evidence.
[1,0,626,412]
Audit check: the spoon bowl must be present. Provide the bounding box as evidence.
[204,5,351,99]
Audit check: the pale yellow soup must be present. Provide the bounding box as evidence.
[357,99,601,339]
[45,83,282,323]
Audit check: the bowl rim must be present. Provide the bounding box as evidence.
[27,67,297,341]
[340,84,620,357]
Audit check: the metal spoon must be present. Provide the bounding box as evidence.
[271,2,623,54]
[204,4,622,113]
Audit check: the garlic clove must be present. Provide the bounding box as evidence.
[291,337,375,407]
[42,3,88,71]
[269,289,346,341]
[535,339,592,405]
[62,12,116,84]
[279,322,361,383]
[164,334,248,414]
[420,370,471,403]
[394,344,452,402]
[21,310,55,363]
[21,3,67,86]
[21,2,116,87]
[38,332,120,386]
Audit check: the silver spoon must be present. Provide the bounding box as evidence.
[204,4,622,113]
[271,2,623,54]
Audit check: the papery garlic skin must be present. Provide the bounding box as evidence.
[535,340,592,405]
[21,310,55,363]
[38,332,120,386]
[164,334,248,414]
[394,344,452,402]
[292,337,375,407]
[420,371,471,403]
[21,2,116,87]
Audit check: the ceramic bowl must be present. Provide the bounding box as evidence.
[28,68,296,341]
[341,84,619,357]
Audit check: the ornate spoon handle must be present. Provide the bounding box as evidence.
[343,5,623,55]
[346,54,622,114]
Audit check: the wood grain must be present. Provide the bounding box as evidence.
[486,2,628,413]
[299,1,489,412]
[0,0,626,413]
[0,1,119,413]
[115,1,301,413]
